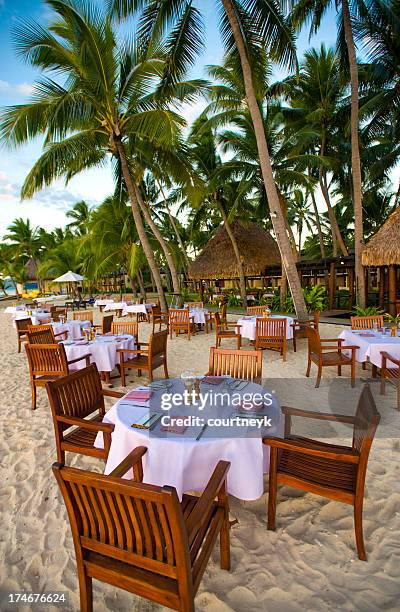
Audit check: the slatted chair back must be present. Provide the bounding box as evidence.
[73,310,93,323]
[46,364,105,428]
[350,315,384,330]
[25,343,69,377]
[247,306,269,315]
[149,329,168,360]
[187,301,203,308]
[51,306,68,322]
[214,312,222,327]
[306,326,322,356]
[220,303,227,324]
[111,321,138,338]
[52,463,191,584]
[102,314,114,334]
[208,347,262,383]
[352,384,380,455]
[27,327,55,345]
[16,317,32,334]
[256,318,286,345]
[313,311,321,331]
[169,308,190,326]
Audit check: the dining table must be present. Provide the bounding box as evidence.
[63,333,135,374]
[12,309,51,326]
[338,328,400,369]
[52,319,92,340]
[122,303,155,317]
[94,299,115,308]
[237,314,295,341]
[94,376,283,501]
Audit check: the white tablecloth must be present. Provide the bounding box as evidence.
[53,320,91,340]
[95,378,283,501]
[64,334,135,372]
[122,303,154,316]
[94,299,115,307]
[238,315,294,341]
[103,302,130,313]
[35,295,66,304]
[13,311,51,326]
[190,308,209,324]
[339,329,400,368]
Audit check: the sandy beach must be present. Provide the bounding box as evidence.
[0,306,399,611]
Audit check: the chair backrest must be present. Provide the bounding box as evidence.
[313,311,321,331]
[102,314,114,334]
[51,306,68,322]
[15,317,32,333]
[187,301,203,309]
[220,303,227,323]
[256,317,286,339]
[149,330,168,359]
[352,384,380,456]
[247,306,269,315]
[151,304,161,316]
[208,347,262,382]
[306,326,322,355]
[73,310,93,323]
[46,364,105,427]
[27,327,55,344]
[25,343,69,376]
[169,308,189,325]
[214,312,222,327]
[111,321,138,338]
[52,462,190,582]
[351,315,384,330]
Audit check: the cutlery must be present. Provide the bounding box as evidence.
[196,423,208,441]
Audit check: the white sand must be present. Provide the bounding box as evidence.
[0,307,399,611]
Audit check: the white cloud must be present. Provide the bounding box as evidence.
[0,80,34,97]
[15,83,35,96]
[0,80,11,92]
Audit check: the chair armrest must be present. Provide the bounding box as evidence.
[320,338,344,344]
[137,341,149,347]
[67,353,91,366]
[281,406,355,424]
[185,460,231,540]
[263,437,359,463]
[117,348,148,355]
[56,414,115,433]
[102,389,124,398]
[54,331,67,338]
[109,446,147,481]
[381,351,400,367]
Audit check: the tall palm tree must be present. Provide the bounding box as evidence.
[66,200,92,235]
[110,0,308,318]
[3,218,40,263]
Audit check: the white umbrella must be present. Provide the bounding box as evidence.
[53,271,85,283]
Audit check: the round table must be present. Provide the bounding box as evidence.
[339,328,400,368]
[63,334,135,372]
[95,377,283,500]
[237,314,294,341]
[189,308,209,325]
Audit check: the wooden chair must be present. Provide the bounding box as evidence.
[255,317,287,361]
[207,347,262,384]
[95,314,113,334]
[380,351,400,411]
[351,315,384,330]
[51,306,68,322]
[220,302,228,326]
[15,317,32,353]
[52,455,231,612]
[187,301,204,308]
[27,326,66,344]
[111,321,139,340]
[292,311,320,352]
[118,329,169,385]
[25,343,91,410]
[247,306,269,315]
[169,308,196,340]
[73,310,94,324]
[214,312,241,349]
[45,364,123,463]
[150,303,169,332]
[306,327,359,388]
[263,384,380,560]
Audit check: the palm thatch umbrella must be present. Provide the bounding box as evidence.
[188,221,281,280]
[362,207,400,315]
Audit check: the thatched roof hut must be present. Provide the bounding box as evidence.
[362,207,400,266]
[188,221,281,279]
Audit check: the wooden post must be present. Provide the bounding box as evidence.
[328,262,336,310]
[199,280,204,304]
[348,266,355,310]
[378,268,385,309]
[388,265,397,316]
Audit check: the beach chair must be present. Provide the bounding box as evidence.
[263,384,380,560]
[214,312,241,349]
[15,317,32,353]
[45,364,123,463]
[207,347,262,384]
[118,330,168,385]
[255,317,287,361]
[52,455,231,611]
[292,311,320,352]
[380,351,400,411]
[305,327,359,388]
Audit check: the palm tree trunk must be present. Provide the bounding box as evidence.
[127,274,137,298]
[215,199,247,306]
[280,271,287,311]
[319,138,348,256]
[134,185,181,294]
[222,0,307,318]
[157,181,191,271]
[310,191,326,258]
[114,139,167,311]
[137,269,146,299]
[342,0,366,307]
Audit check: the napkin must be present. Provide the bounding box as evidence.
[201,376,226,385]
[74,340,89,345]
[125,389,152,401]
[161,418,187,434]
[357,332,374,337]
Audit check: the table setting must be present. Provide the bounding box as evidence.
[237,314,294,341]
[11,308,51,326]
[63,332,135,372]
[52,319,91,340]
[339,327,400,368]
[94,373,283,500]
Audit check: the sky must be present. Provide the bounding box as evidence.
[0,0,338,237]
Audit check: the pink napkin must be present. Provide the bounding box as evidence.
[358,332,374,337]
[161,419,187,434]
[201,376,226,385]
[125,389,152,401]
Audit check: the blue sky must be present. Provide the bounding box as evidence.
[0,0,337,236]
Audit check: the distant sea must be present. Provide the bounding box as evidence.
[0,279,17,297]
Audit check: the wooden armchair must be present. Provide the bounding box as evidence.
[50,306,68,322]
[52,456,231,611]
[27,326,66,344]
[150,303,169,332]
[380,351,400,411]
[263,384,380,560]
[94,314,113,334]
[214,312,241,349]
[73,310,93,324]
[111,321,139,339]
[169,308,196,340]
[25,343,91,410]
[187,301,204,308]
[15,317,32,353]
[306,327,359,388]
[247,306,269,315]
[207,347,262,384]
[291,311,320,352]
[45,364,123,463]
[255,317,287,361]
[118,329,169,385]
[351,315,384,330]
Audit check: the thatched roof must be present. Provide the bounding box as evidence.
[188,221,281,280]
[362,207,400,266]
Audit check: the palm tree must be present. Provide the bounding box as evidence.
[0,1,204,311]
[66,200,92,235]
[3,218,40,263]
[110,0,308,317]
